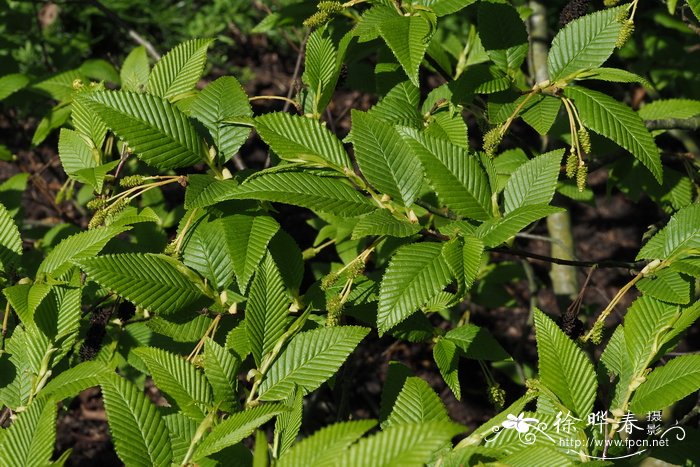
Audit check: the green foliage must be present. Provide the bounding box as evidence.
[1,2,699,465]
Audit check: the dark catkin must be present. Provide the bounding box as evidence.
[337,63,348,88]
[116,301,135,323]
[81,308,111,361]
[91,307,112,326]
[559,0,591,26]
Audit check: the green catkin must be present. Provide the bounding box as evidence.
[106,197,129,217]
[119,175,146,188]
[488,384,506,412]
[576,163,588,192]
[321,272,339,291]
[318,1,343,14]
[577,127,591,153]
[88,209,107,229]
[483,127,503,157]
[303,11,329,28]
[164,240,179,258]
[86,197,108,211]
[326,295,343,327]
[616,20,635,49]
[604,0,621,6]
[565,151,578,179]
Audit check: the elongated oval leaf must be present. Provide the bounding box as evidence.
[385,376,448,428]
[400,127,492,220]
[0,397,56,467]
[100,375,172,467]
[221,171,376,216]
[630,355,700,413]
[148,38,213,100]
[503,149,564,214]
[0,202,22,273]
[637,203,700,260]
[80,90,203,169]
[222,214,279,292]
[120,46,149,92]
[351,209,422,240]
[256,112,351,170]
[564,86,662,182]
[548,7,623,81]
[259,326,370,401]
[351,111,422,207]
[182,217,233,291]
[534,308,596,418]
[378,242,453,334]
[76,253,206,314]
[476,205,564,247]
[379,15,435,86]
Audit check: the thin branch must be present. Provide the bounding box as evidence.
[489,246,647,269]
[645,117,700,131]
[414,199,459,220]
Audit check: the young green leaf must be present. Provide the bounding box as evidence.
[400,127,492,220]
[0,202,22,273]
[503,149,564,214]
[377,242,453,334]
[133,346,213,421]
[367,81,421,129]
[0,397,57,467]
[335,421,464,467]
[41,361,112,401]
[193,404,287,460]
[476,205,564,247]
[576,67,651,88]
[101,375,172,467]
[385,376,449,428]
[379,14,435,86]
[76,253,206,314]
[303,28,337,112]
[433,338,461,400]
[190,76,252,163]
[638,99,700,120]
[636,268,692,305]
[548,7,623,81]
[351,111,422,207]
[564,86,662,182]
[521,96,562,136]
[79,90,204,170]
[351,209,421,240]
[637,203,700,260]
[277,420,377,467]
[462,235,484,290]
[182,217,234,291]
[445,324,510,361]
[259,326,370,401]
[148,38,214,100]
[247,254,289,366]
[184,174,239,209]
[221,171,376,216]
[534,308,596,418]
[255,113,351,170]
[274,389,304,458]
[0,73,30,101]
[57,128,98,176]
[630,355,700,414]
[120,46,150,92]
[477,1,528,72]
[223,214,279,292]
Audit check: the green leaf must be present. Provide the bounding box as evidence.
[379,14,435,86]
[74,160,120,193]
[190,76,252,163]
[0,73,30,101]
[76,253,206,314]
[100,375,172,467]
[184,174,239,209]
[0,202,22,273]
[194,404,287,460]
[630,355,700,413]
[146,315,214,343]
[335,421,464,467]
[521,96,562,135]
[183,217,233,291]
[623,295,679,376]
[37,225,129,278]
[121,46,150,92]
[548,7,623,81]
[277,420,377,467]
[445,324,510,361]
[255,113,351,170]
[222,171,376,216]
[385,377,448,428]
[638,99,700,120]
[247,254,289,366]
[133,347,213,421]
[462,235,484,290]
[32,103,72,146]
[636,268,692,304]
[351,209,421,240]
[80,90,203,170]
[148,38,214,100]
[163,413,198,465]
[477,1,528,72]
[576,67,651,88]
[72,92,108,149]
[0,397,56,467]
[400,127,492,220]
[419,0,477,16]
[57,128,98,176]
[637,203,700,260]
[223,214,280,292]
[564,86,662,182]
[274,389,303,458]
[259,326,369,401]
[476,205,564,247]
[501,446,572,467]
[42,361,111,401]
[534,308,596,418]
[377,242,453,334]
[303,28,337,112]
[503,150,564,214]
[367,81,421,128]
[351,111,422,207]
[433,338,461,400]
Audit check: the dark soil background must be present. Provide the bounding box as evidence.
[1,26,698,467]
